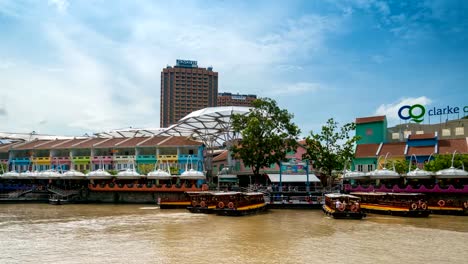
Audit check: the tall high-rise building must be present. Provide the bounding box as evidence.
[160,60,218,127]
[217,92,257,107]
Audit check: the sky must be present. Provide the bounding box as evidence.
[0,0,467,137]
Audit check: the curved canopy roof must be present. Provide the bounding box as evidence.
[160,106,251,146]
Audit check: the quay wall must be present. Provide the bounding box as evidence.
[85,191,185,204]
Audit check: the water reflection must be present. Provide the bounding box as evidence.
[0,204,466,264]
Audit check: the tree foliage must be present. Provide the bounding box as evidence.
[230,98,300,177]
[393,159,417,175]
[302,118,359,186]
[424,154,468,172]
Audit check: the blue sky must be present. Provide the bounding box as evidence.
[0,0,467,137]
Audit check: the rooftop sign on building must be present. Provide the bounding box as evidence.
[176,59,198,68]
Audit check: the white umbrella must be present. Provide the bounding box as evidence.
[86,169,112,180]
[116,168,142,180]
[62,169,86,180]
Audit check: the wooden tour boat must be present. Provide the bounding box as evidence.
[351,192,431,217]
[213,192,268,216]
[322,193,366,219]
[185,191,216,213]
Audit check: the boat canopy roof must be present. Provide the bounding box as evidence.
[325,193,360,199]
[267,173,320,183]
[351,192,425,196]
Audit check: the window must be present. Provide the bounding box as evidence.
[357,164,363,172]
[455,127,464,136]
[416,130,424,135]
[442,129,451,137]
[392,133,400,140]
[404,130,412,138]
[367,164,374,172]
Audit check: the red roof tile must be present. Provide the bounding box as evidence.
[74,138,109,148]
[158,137,202,147]
[11,140,51,150]
[378,142,406,157]
[438,138,468,154]
[52,139,89,149]
[355,144,380,157]
[213,150,228,162]
[356,116,385,124]
[407,146,436,156]
[115,137,148,148]
[0,142,21,153]
[137,136,168,147]
[408,133,436,140]
[91,138,126,148]
[34,139,71,149]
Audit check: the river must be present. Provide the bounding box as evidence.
[0,204,466,264]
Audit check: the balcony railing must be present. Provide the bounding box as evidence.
[136,155,156,162]
[12,157,30,163]
[178,154,200,162]
[72,156,91,163]
[32,157,51,164]
[92,156,113,163]
[113,155,135,161]
[52,157,71,163]
[158,155,178,161]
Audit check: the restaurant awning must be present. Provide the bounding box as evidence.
[267,174,320,183]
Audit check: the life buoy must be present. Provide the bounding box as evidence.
[420,202,427,210]
[200,201,206,207]
[350,203,359,212]
[228,202,234,209]
[437,200,445,207]
[464,201,468,209]
[218,201,225,209]
[411,203,418,210]
[191,200,197,207]
[337,203,345,211]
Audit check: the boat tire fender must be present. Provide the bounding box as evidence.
[420,202,427,210]
[411,203,418,210]
[218,201,225,209]
[437,200,445,207]
[228,202,234,209]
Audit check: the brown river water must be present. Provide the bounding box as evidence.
[0,204,467,264]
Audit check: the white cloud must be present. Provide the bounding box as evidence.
[374,96,432,123]
[48,0,69,14]
[272,82,322,96]
[0,1,343,135]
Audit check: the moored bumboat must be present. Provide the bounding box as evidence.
[322,193,366,219]
[351,192,431,217]
[213,192,268,216]
[186,191,216,213]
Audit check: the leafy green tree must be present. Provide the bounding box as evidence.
[393,159,417,175]
[231,98,300,178]
[137,164,155,174]
[302,118,359,187]
[424,154,468,172]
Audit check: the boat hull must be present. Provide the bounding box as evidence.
[215,203,268,216]
[360,204,430,217]
[322,205,366,219]
[186,206,215,214]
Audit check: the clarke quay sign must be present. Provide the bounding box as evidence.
[398,104,468,123]
[176,59,198,68]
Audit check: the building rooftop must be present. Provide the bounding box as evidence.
[356,115,385,124]
[355,144,380,157]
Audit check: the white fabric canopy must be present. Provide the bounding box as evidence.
[267,174,320,183]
